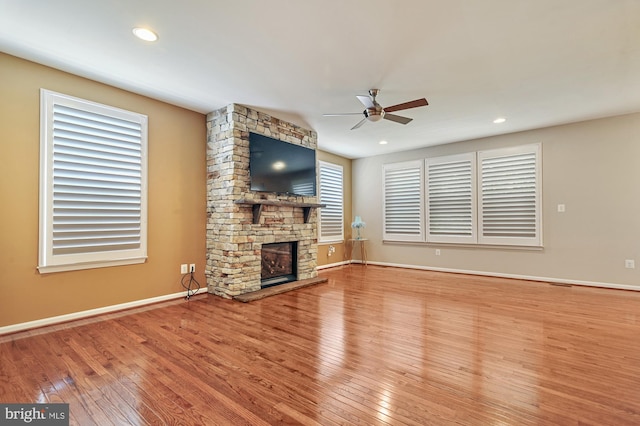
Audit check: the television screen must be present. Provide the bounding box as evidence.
[249,133,316,196]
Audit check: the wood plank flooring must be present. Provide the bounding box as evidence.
[2,265,640,425]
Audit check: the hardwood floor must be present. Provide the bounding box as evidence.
[2,265,640,425]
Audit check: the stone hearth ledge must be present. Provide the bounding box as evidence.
[233,277,328,302]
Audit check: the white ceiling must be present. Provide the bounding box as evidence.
[1,0,639,159]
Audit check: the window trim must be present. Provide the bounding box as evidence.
[38,89,148,273]
[318,161,344,243]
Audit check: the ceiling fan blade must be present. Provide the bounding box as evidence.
[351,118,367,130]
[384,114,413,125]
[356,95,375,109]
[323,113,363,116]
[384,98,428,113]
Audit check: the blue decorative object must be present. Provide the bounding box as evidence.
[351,216,366,240]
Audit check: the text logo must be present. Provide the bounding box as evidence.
[1,404,68,425]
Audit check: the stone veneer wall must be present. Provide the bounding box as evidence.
[206,104,319,298]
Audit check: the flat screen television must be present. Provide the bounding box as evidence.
[249,133,317,196]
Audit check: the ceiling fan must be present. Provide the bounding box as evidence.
[324,89,429,130]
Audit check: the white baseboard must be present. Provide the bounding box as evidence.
[0,287,209,336]
[6,262,636,336]
[317,260,351,270]
[365,260,640,292]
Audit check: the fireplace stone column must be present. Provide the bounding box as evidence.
[205,104,319,298]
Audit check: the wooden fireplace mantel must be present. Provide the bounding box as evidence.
[234,199,326,224]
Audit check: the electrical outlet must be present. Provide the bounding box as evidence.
[557,204,566,213]
[180,264,188,274]
[435,249,441,256]
[189,264,196,273]
[625,260,635,269]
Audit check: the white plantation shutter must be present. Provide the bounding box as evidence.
[383,160,424,241]
[426,153,477,243]
[478,144,541,246]
[318,161,344,242]
[39,90,148,273]
[291,181,315,196]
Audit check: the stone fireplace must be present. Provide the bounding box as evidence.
[205,104,320,298]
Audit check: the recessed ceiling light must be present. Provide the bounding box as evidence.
[132,27,158,42]
[379,140,388,145]
[493,117,507,124]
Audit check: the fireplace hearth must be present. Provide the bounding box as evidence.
[261,242,297,288]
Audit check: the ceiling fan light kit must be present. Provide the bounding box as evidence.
[325,89,428,130]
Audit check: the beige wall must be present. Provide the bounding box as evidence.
[316,150,352,266]
[0,53,207,327]
[353,113,640,288]
[10,46,631,328]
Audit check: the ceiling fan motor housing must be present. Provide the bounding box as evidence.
[364,106,385,122]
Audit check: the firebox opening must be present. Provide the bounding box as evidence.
[261,242,297,288]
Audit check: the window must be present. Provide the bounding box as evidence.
[383,160,424,242]
[39,89,148,273]
[478,144,541,246]
[318,161,344,242]
[426,153,476,244]
[384,144,541,247]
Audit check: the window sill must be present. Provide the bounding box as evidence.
[319,239,345,245]
[382,240,543,251]
[38,256,147,274]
